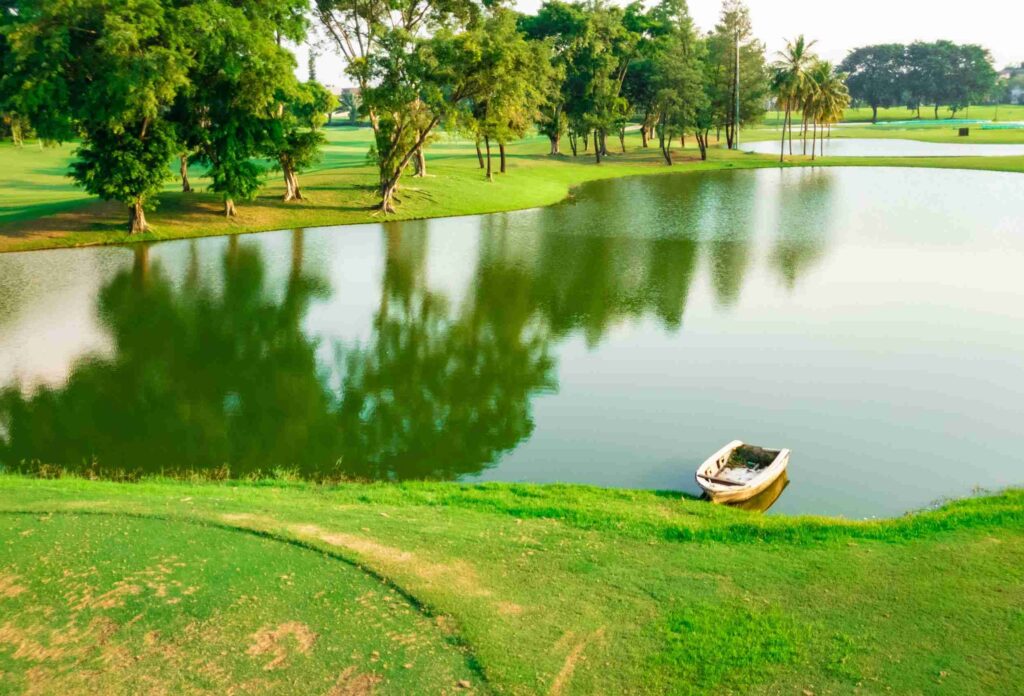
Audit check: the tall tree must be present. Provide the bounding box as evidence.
[2,0,190,233]
[181,1,303,217]
[946,44,997,115]
[805,60,850,159]
[704,0,767,149]
[772,35,817,162]
[649,0,706,165]
[840,44,905,123]
[267,80,336,201]
[472,9,554,178]
[314,0,483,212]
[519,1,588,155]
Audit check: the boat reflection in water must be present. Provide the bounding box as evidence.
[724,472,791,513]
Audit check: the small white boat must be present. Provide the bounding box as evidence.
[696,440,790,504]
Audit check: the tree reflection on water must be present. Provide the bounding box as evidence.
[0,170,835,481]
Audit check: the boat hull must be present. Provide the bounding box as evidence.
[695,441,790,505]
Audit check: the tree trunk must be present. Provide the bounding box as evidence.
[934,104,939,120]
[413,146,426,177]
[594,130,601,164]
[582,132,588,152]
[641,124,648,148]
[499,143,506,173]
[549,135,560,155]
[659,115,672,165]
[619,127,626,153]
[283,167,295,201]
[475,140,485,169]
[811,121,817,160]
[568,132,578,157]
[180,156,192,193]
[379,180,398,214]
[224,198,237,217]
[485,136,493,181]
[128,200,149,235]
[282,163,302,201]
[788,109,794,155]
[872,105,878,123]
[697,131,709,161]
[780,107,789,162]
[600,130,608,156]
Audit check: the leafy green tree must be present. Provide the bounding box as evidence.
[470,9,554,178]
[339,90,360,124]
[267,80,336,201]
[314,0,485,212]
[519,1,588,155]
[182,0,303,217]
[357,27,490,211]
[649,0,705,165]
[839,44,906,122]
[2,0,190,233]
[704,0,767,149]
[905,41,958,119]
[946,44,997,115]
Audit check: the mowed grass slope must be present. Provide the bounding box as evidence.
[1,476,1022,695]
[3,124,1024,253]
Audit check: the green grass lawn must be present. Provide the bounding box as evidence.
[1,476,1022,694]
[763,103,1024,125]
[3,123,1024,253]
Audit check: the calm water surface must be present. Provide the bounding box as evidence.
[2,167,1023,518]
[742,137,1024,157]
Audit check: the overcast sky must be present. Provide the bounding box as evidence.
[297,0,1024,87]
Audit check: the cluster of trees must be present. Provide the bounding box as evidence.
[1,0,771,227]
[0,0,335,232]
[772,36,850,161]
[839,41,998,122]
[316,0,769,211]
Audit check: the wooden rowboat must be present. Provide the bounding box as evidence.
[696,440,790,505]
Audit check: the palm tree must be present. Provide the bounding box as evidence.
[806,60,850,159]
[772,35,818,162]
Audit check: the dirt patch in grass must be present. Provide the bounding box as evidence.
[246,621,317,671]
[0,573,27,599]
[326,666,383,695]
[290,523,493,601]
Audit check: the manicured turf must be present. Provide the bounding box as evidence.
[1,476,1022,694]
[763,104,1024,125]
[3,124,1023,253]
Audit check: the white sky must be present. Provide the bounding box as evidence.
[295,0,1024,87]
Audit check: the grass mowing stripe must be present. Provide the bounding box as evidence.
[0,507,492,690]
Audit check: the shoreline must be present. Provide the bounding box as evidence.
[3,133,1023,254]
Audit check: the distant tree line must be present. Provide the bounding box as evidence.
[839,41,998,122]
[1,0,773,228]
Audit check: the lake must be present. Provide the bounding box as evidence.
[1,167,1023,518]
[742,137,1024,157]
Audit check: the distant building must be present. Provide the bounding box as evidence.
[1000,64,1024,105]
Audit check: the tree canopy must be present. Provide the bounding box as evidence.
[840,41,998,121]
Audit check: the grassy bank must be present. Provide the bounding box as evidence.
[3,126,1024,253]
[1,475,1022,694]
